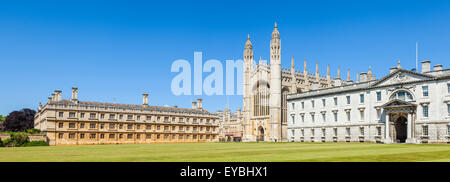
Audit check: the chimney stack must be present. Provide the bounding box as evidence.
[421,60,431,73]
[356,72,360,83]
[143,93,149,106]
[51,93,56,102]
[55,90,62,101]
[433,64,443,71]
[72,87,78,101]
[48,97,52,103]
[197,98,203,109]
[360,72,368,82]
[192,101,197,109]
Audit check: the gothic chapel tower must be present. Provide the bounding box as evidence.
[269,23,283,142]
[243,34,253,141]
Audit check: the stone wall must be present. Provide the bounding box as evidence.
[28,134,47,142]
[0,133,10,141]
[0,133,47,142]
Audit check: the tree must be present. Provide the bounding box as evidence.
[11,133,29,146]
[0,115,5,131]
[4,109,36,132]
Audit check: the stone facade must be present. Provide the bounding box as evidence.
[242,23,356,142]
[34,88,220,146]
[217,106,243,142]
[287,61,450,144]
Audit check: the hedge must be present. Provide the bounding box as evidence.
[21,141,49,147]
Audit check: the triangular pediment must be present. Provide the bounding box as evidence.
[381,99,416,108]
[371,69,434,87]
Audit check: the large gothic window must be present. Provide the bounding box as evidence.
[252,81,270,117]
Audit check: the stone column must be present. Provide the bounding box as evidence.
[407,113,412,140]
[406,112,416,144]
[384,113,391,144]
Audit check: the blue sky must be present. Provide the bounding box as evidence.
[1,0,450,115]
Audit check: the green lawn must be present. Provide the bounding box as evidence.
[0,142,449,162]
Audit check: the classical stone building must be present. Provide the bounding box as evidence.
[287,61,450,144]
[242,23,350,142]
[34,88,219,145]
[217,106,243,142]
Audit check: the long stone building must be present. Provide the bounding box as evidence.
[287,61,450,144]
[34,88,219,145]
[242,23,356,142]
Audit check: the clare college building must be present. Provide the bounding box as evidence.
[287,61,450,144]
[34,88,219,145]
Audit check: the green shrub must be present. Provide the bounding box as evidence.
[2,138,12,146]
[0,138,3,147]
[11,133,29,146]
[26,129,41,134]
[21,141,48,147]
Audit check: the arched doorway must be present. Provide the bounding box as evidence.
[258,126,264,142]
[395,116,407,143]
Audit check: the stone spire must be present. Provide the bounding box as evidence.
[303,57,307,75]
[326,64,331,86]
[397,60,402,69]
[290,56,297,93]
[326,64,330,80]
[245,34,252,49]
[259,56,262,64]
[368,66,373,80]
[291,56,295,71]
[336,66,341,79]
[347,69,350,81]
[315,61,319,80]
[272,22,280,39]
[244,34,254,65]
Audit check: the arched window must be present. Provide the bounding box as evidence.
[390,90,414,101]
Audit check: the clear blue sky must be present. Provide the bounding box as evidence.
[1,0,449,115]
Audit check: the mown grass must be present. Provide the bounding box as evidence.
[0,142,448,162]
